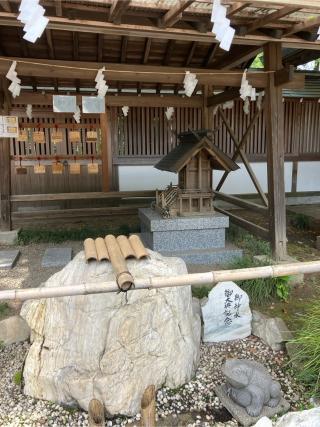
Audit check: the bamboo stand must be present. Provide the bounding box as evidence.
[0,260,319,301]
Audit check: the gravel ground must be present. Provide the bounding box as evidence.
[0,336,308,427]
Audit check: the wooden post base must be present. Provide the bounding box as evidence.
[141,385,156,427]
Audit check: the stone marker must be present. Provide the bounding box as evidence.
[0,315,30,345]
[41,247,72,268]
[202,281,252,342]
[252,310,293,351]
[0,249,20,269]
[21,250,201,416]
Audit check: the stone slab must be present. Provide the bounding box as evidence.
[41,248,72,268]
[161,244,242,265]
[0,249,20,269]
[139,208,229,232]
[215,384,290,427]
[141,228,225,252]
[0,229,19,245]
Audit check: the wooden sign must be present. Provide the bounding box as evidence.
[88,163,99,174]
[33,131,46,144]
[51,130,63,144]
[34,164,46,174]
[87,130,98,142]
[18,130,28,142]
[0,116,19,138]
[69,130,81,143]
[69,163,81,175]
[16,165,27,175]
[52,162,63,174]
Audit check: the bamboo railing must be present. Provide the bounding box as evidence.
[0,260,319,301]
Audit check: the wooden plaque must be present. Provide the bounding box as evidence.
[51,130,63,144]
[18,130,28,142]
[88,163,99,174]
[16,166,27,175]
[69,163,81,175]
[33,131,45,144]
[87,130,98,142]
[52,162,63,174]
[69,130,81,143]
[34,164,46,174]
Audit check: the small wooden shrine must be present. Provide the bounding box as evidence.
[154,130,239,217]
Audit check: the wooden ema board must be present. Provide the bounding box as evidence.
[69,130,81,143]
[0,116,19,138]
[88,163,99,174]
[52,162,63,174]
[87,130,98,142]
[18,130,28,142]
[33,131,45,144]
[51,130,63,144]
[69,163,81,174]
[34,164,46,174]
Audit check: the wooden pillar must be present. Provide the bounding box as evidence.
[0,137,11,231]
[264,42,287,261]
[202,85,209,129]
[100,109,113,192]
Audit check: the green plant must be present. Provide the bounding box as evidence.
[229,256,291,305]
[192,285,212,299]
[18,224,140,245]
[227,225,271,256]
[13,371,22,386]
[289,300,320,397]
[274,275,291,302]
[291,213,310,230]
[0,302,10,319]
[0,341,4,350]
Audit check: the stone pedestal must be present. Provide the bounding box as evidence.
[139,208,242,265]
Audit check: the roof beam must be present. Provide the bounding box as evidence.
[55,0,62,17]
[72,32,79,61]
[207,88,240,107]
[121,36,128,63]
[0,56,305,89]
[274,65,295,86]
[45,29,55,60]
[203,43,219,67]
[0,12,320,49]
[160,0,194,28]
[143,38,152,64]
[109,0,131,24]
[185,41,197,66]
[97,34,103,62]
[243,6,300,35]
[215,45,262,69]
[283,15,320,37]
[227,2,251,18]
[234,0,320,7]
[0,1,11,12]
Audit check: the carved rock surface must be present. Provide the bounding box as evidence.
[202,281,252,342]
[21,250,201,416]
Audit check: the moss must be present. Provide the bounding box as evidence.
[13,371,23,386]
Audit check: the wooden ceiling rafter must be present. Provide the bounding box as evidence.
[283,15,320,37]
[159,0,195,28]
[109,0,131,25]
[203,43,219,67]
[214,45,262,69]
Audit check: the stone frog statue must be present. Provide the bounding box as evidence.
[223,359,282,417]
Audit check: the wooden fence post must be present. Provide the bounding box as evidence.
[100,109,113,192]
[141,385,156,427]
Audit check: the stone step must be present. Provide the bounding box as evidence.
[161,244,242,265]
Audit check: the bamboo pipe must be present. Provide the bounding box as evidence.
[104,235,134,291]
[0,260,319,302]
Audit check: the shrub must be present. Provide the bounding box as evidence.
[227,225,271,256]
[289,301,320,397]
[291,213,310,230]
[0,302,10,319]
[192,285,212,299]
[229,256,290,305]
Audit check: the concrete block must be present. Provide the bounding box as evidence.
[0,250,20,269]
[0,229,19,245]
[41,248,72,268]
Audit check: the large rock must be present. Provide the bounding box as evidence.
[21,250,201,416]
[0,315,30,345]
[252,311,293,351]
[253,407,320,426]
[202,281,252,342]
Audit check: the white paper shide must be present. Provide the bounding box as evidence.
[6,61,21,99]
[18,0,49,43]
[211,0,235,52]
[184,71,198,97]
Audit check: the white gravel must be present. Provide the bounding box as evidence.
[0,336,308,427]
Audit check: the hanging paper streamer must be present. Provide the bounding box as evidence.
[211,0,235,52]
[165,107,174,121]
[26,104,32,119]
[95,67,108,98]
[240,70,256,101]
[243,98,250,115]
[73,105,81,123]
[257,91,265,111]
[318,26,320,41]
[18,0,49,43]
[122,106,129,117]
[6,62,21,98]
[183,71,198,97]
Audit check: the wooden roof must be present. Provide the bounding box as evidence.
[0,1,319,92]
[154,130,240,172]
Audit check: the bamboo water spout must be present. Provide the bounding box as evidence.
[0,260,319,302]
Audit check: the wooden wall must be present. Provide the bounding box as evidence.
[10,98,320,195]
